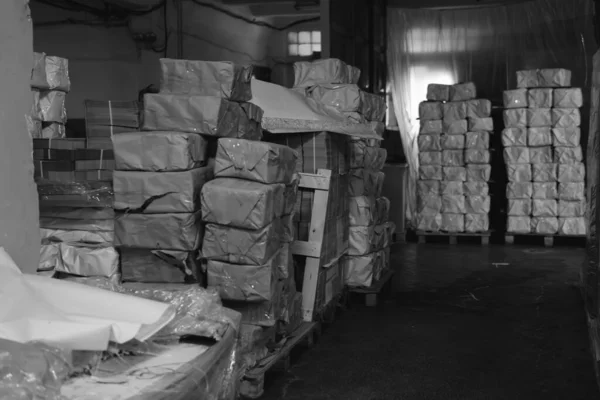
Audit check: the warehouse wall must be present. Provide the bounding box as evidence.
[0,0,40,273]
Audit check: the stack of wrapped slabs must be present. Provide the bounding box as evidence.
[28,52,69,139]
[84,100,141,150]
[503,68,586,235]
[417,82,493,233]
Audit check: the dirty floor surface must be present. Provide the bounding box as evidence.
[261,244,599,400]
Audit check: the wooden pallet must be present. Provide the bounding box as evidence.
[416,230,491,245]
[504,233,586,247]
[349,269,395,307]
[240,322,320,399]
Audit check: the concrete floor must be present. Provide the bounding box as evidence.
[262,243,599,400]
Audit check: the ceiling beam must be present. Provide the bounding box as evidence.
[387,0,533,8]
[249,2,319,16]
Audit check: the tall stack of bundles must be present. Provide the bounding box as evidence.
[84,100,140,150]
[417,82,492,233]
[502,68,585,235]
[28,52,70,139]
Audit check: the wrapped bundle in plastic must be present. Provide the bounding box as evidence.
[531,216,559,234]
[207,256,276,302]
[449,82,476,101]
[558,200,586,217]
[528,127,552,147]
[419,101,443,120]
[503,89,528,108]
[506,164,532,182]
[420,165,442,180]
[376,197,391,224]
[555,146,583,164]
[307,84,386,122]
[293,58,360,88]
[530,147,552,164]
[26,115,42,138]
[215,138,297,184]
[552,127,581,147]
[349,141,386,169]
[159,58,253,101]
[281,215,295,243]
[527,88,553,108]
[532,182,558,199]
[38,242,119,279]
[468,117,493,132]
[420,120,443,134]
[349,196,377,226]
[440,181,464,196]
[348,225,381,256]
[442,101,467,121]
[558,217,586,235]
[502,127,528,147]
[465,149,490,164]
[503,109,527,128]
[516,70,539,88]
[527,108,551,127]
[40,228,113,245]
[427,84,450,101]
[417,213,442,231]
[37,180,113,208]
[418,194,442,215]
[465,214,489,233]
[32,91,67,123]
[532,163,557,182]
[440,213,465,232]
[558,163,585,182]
[120,248,202,284]
[466,164,491,181]
[442,195,465,214]
[31,53,71,92]
[441,134,465,150]
[465,196,490,214]
[343,253,381,288]
[418,180,440,196]
[442,150,464,166]
[442,119,468,135]
[464,181,489,196]
[418,134,442,151]
[532,199,558,217]
[538,68,572,87]
[283,174,300,216]
[201,178,285,230]
[507,182,533,199]
[443,166,467,181]
[238,103,264,140]
[553,88,583,108]
[507,216,531,233]
[465,131,489,149]
[552,108,581,128]
[278,243,293,278]
[467,99,491,118]
[348,170,384,196]
[558,182,585,201]
[503,147,530,164]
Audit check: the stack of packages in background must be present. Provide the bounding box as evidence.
[201,138,298,369]
[84,99,141,152]
[503,68,585,235]
[417,82,493,233]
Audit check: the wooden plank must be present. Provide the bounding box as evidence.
[290,240,321,258]
[298,174,330,191]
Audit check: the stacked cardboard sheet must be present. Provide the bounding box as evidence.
[84,100,140,140]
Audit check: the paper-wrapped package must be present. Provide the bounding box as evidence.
[527,108,551,127]
[281,214,295,243]
[349,196,377,226]
[40,228,113,245]
[465,214,489,233]
[442,102,467,121]
[203,221,281,265]
[527,89,553,108]
[348,225,380,256]
[442,150,464,166]
[503,109,527,128]
[464,181,489,196]
[503,89,528,108]
[418,134,441,152]
[37,123,65,139]
[343,253,380,288]
[418,180,440,196]
[26,115,42,138]
[440,213,465,232]
[39,208,114,231]
[283,174,300,215]
[115,211,203,251]
[558,200,586,217]
[528,127,552,147]
[465,196,490,214]
[465,132,489,149]
[553,88,583,108]
[33,91,67,123]
[552,127,581,147]
[466,99,491,118]
[554,146,583,164]
[502,128,527,147]
[418,194,442,216]
[516,70,539,88]
[201,178,285,230]
[159,59,253,101]
[531,217,559,234]
[376,197,391,224]
[532,199,558,217]
[120,248,202,284]
[503,147,530,164]
[348,140,386,170]
[293,59,359,88]
[507,216,531,233]
[441,181,464,196]
[507,182,532,199]
[466,164,490,181]
[238,103,264,140]
[530,147,552,164]
[465,149,490,164]
[558,217,586,235]
[420,120,443,135]
[38,242,119,278]
[215,138,297,184]
[420,165,442,180]
[468,117,493,132]
[419,151,442,166]
[506,164,532,182]
[419,101,443,121]
[30,53,71,92]
[558,163,585,182]
[538,68,572,87]
[207,256,276,302]
[442,195,465,214]
[417,213,442,231]
[558,182,585,201]
[441,134,465,150]
[532,163,557,182]
[113,167,212,214]
[442,119,468,135]
[348,170,384,196]
[552,108,581,128]
[533,182,557,199]
[307,84,386,122]
[450,82,476,101]
[427,84,450,101]
[508,199,532,216]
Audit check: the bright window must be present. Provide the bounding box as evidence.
[288,30,321,56]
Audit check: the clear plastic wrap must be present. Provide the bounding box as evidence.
[507,216,531,233]
[530,146,553,164]
[503,89,528,109]
[441,195,465,214]
[531,216,559,234]
[528,127,552,147]
[440,213,465,232]
[465,214,489,233]
[440,181,464,196]
[419,165,443,180]
[553,88,583,108]
[466,99,491,118]
[349,196,377,226]
[418,180,440,195]
[37,180,114,208]
[552,108,581,128]
[532,163,558,182]
[441,134,465,150]
[293,58,360,88]
[449,82,476,101]
[508,199,532,216]
[121,248,202,284]
[532,182,558,199]
[419,151,442,165]
[506,164,532,182]
[419,101,443,120]
[442,119,468,135]
[207,257,276,302]
[417,213,442,231]
[507,182,533,199]
[527,88,553,108]
[30,53,70,92]
[427,84,450,101]
[464,181,489,196]
[442,101,467,121]
[503,147,530,164]
[444,166,467,181]
[465,196,490,214]
[38,242,119,280]
[419,120,443,134]
[503,108,527,128]
[442,150,464,166]
[552,127,581,147]
[32,90,67,124]
[532,199,558,217]
[468,117,493,132]
[558,162,585,182]
[465,131,489,149]
[466,164,491,182]
[464,149,490,164]
[558,200,586,217]
[555,146,583,164]
[418,134,441,152]
[502,127,528,147]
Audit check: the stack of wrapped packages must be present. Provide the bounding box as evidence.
[417,82,493,233]
[502,68,586,235]
[84,99,141,150]
[202,138,299,369]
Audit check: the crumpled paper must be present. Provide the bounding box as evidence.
[553,88,583,108]
[39,242,119,279]
[507,182,533,199]
[502,127,528,147]
[528,88,553,108]
[507,199,532,216]
[30,53,71,92]
[503,89,528,108]
[532,163,558,182]
[32,91,67,123]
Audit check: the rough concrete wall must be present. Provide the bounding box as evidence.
[0,0,40,273]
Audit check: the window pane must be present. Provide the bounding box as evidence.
[298,44,312,56]
[298,31,311,44]
[312,43,322,52]
[312,31,321,44]
[288,44,299,56]
[288,32,298,44]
